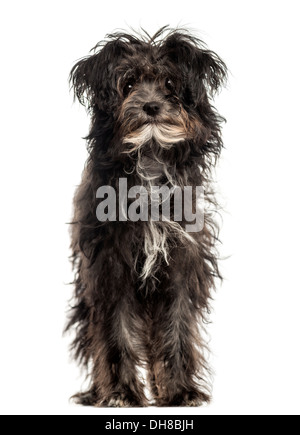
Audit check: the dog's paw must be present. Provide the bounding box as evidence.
[107,395,132,408]
[97,393,146,408]
[71,389,98,407]
[156,391,210,407]
[182,398,205,407]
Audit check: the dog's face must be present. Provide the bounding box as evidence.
[118,73,192,151]
[70,28,227,161]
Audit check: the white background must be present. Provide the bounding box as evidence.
[0,0,299,416]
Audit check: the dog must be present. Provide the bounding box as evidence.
[67,26,227,407]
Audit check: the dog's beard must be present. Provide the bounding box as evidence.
[123,122,188,150]
[120,109,200,184]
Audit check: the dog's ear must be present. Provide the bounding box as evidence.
[70,53,101,109]
[69,40,127,111]
[162,33,227,107]
[192,49,227,102]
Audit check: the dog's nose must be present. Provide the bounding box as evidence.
[143,101,162,117]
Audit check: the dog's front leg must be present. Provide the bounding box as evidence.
[72,251,148,408]
[148,251,211,407]
[92,270,148,408]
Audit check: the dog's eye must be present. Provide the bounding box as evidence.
[123,79,135,97]
[165,78,175,92]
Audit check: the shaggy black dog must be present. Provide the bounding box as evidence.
[67,27,227,407]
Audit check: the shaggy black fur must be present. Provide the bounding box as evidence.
[66,27,227,407]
